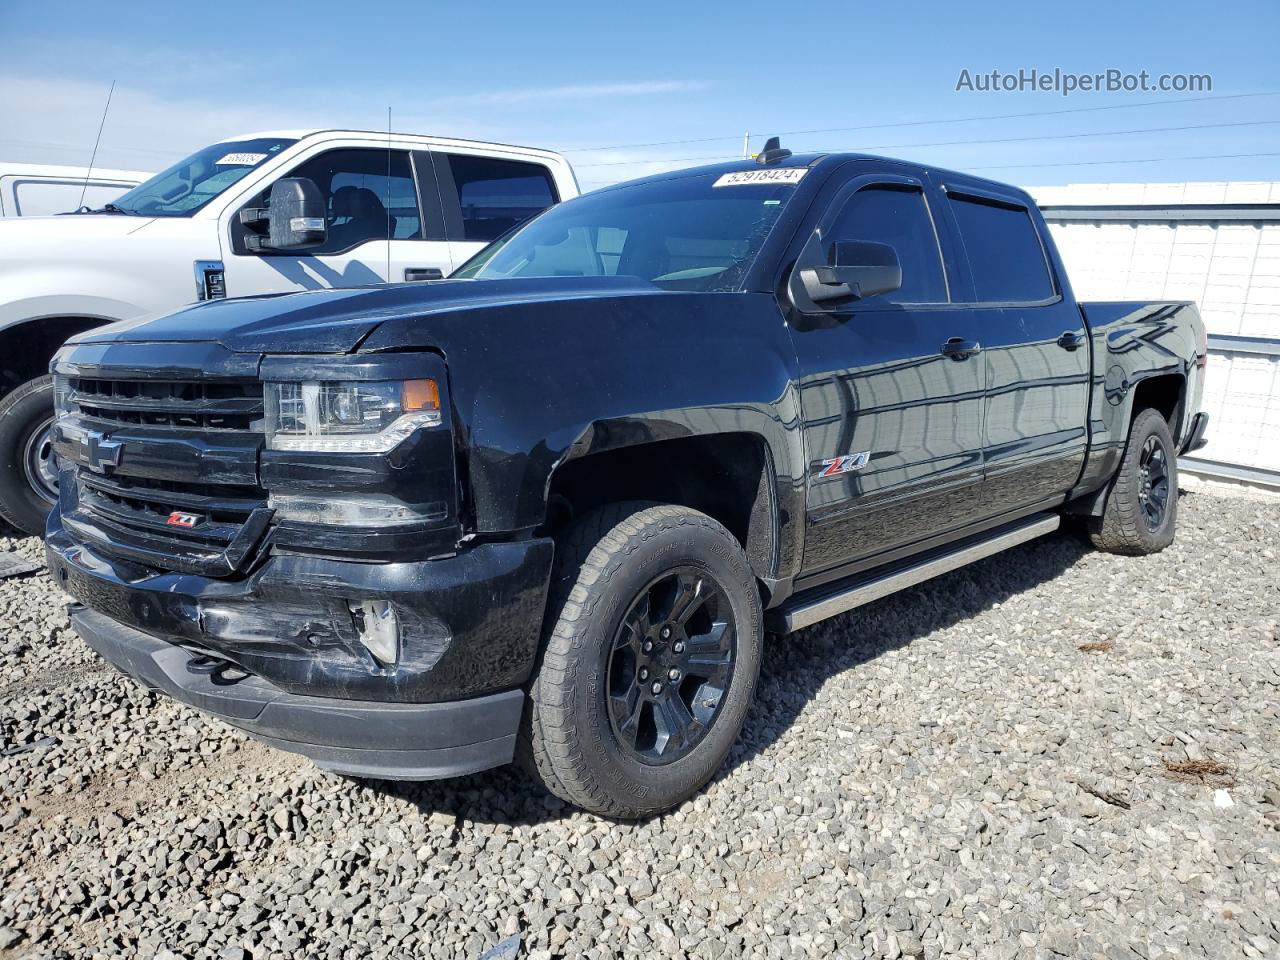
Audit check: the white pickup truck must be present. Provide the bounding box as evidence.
[0,129,578,534]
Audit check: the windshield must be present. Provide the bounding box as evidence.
[109,137,296,217]
[453,169,806,292]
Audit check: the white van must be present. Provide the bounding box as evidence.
[0,129,578,534]
[0,163,151,218]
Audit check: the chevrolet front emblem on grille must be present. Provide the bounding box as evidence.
[83,431,123,474]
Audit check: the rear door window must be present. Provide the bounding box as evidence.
[948,194,1055,302]
[433,154,559,243]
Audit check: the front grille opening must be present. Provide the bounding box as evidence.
[84,485,251,528]
[94,474,263,502]
[73,378,262,401]
[74,403,260,431]
[63,374,271,576]
[70,378,264,433]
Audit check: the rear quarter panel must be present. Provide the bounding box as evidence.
[1073,300,1205,494]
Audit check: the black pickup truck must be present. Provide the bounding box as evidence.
[44,143,1208,817]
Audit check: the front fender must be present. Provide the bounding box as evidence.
[0,291,139,332]
[0,216,218,329]
[360,291,808,579]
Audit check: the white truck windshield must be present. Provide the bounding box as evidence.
[108,137,296,217]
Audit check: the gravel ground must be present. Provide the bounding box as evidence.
[1,484,1278,960]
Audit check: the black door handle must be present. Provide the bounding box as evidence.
[404,267,444,281]
[941,337,981,360]
[1057,331,1086,351]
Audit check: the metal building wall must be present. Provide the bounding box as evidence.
[1029,181,1280,484]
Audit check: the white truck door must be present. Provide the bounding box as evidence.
[386,150,455,283]
[220,145,451,296]
[427,151,564,270]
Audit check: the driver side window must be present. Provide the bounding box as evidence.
[826,185,948,304]
[240,148,427,256]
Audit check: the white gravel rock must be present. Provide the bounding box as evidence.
[1,487,1278,958]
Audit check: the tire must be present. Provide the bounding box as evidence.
[1088,406,1178,556]
[520,502,762,819]
[0,375,58,537]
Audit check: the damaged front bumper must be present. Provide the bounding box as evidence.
[70,607,525,779]
[45,513,554,779]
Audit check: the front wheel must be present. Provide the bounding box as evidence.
[0,375,59,537]
[1088,406,1179,555]
[521,502,762,818]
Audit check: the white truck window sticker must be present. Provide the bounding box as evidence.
[713,168,808,187]
[215,152,269,166]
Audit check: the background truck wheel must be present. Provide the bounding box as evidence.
[1088,406,1179,556]
[520,502,762,819]
[0,375,58,537]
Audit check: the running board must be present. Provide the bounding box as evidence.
[772,513,1061,633]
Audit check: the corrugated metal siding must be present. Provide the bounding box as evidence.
[1031,181,1280,477]
[1199,351,1280,473]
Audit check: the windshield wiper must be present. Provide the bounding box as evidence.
[73,202,134,215]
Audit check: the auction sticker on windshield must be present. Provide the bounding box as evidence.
[216,153,269,166]
[713,168,808,187]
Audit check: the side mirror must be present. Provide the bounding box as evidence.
[243,178,326,252]
[799,240,902,304]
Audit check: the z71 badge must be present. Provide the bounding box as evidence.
[816,451,870,479]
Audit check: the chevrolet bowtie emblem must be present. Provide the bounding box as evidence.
[84,430,123,474]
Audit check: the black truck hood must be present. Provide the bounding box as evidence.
[69,277,669,355]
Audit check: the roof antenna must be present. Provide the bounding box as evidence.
[386,106,393,283]
[755,136,792,165]
[79,79,116,210]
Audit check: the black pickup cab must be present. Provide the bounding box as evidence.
[45,148,1208,817]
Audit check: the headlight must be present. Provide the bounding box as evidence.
[264,378,441,452]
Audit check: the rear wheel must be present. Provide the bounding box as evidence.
[520,502,762,818]
[0,376,58,537]
[1089,406,1178,555]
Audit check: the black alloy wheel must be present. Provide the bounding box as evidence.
[1137,434,1170,531]
[1087,406,1179,556]
[606,568,736,765]
[519,502,763,818]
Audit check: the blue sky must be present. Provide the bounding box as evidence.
[2,0,1278,190]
